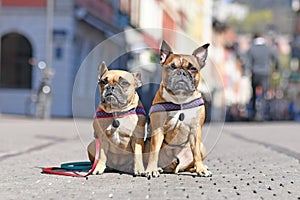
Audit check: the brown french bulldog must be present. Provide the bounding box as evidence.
[145,40,212,178]
[87,62,146,176]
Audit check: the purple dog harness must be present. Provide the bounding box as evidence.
[149,97,205,115]
[96,106,146,118]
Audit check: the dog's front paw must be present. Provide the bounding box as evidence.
[134,168,146,177]
[195,163,212,177]
[198,169,212,177]
[133,157,146,177]
[133,164,146,176]
[92,164,106,175]
[145,167,163,179]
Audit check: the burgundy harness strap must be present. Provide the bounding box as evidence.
[42,138,100,178]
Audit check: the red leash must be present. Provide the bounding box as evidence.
[42,138,100,178]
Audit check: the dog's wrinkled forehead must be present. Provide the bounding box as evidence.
[163,54,200,68]
[101,70,134,84]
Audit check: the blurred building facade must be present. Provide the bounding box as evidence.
[0,0,212,118]
[120,0,213,116]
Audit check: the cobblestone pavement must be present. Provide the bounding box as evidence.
[0,115,300,200]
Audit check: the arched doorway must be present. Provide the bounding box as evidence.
[0,33,33,89]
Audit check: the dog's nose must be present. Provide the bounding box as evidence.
[107,85,115,90]
[177,69,187,76]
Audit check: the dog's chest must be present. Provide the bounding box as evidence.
[105,115,138,145]
[161,107,201,148]
[166,107,200,129]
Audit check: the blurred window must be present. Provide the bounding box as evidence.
[0,33,33,89]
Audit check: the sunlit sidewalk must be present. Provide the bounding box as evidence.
[0,115,299,199]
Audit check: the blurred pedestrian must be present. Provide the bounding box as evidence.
[247,33,279,121]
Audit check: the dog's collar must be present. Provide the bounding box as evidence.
[95,106,146,119]
[149,97,204,115]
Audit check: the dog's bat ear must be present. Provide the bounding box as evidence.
[97,61,108,79]
[131,72,142,88]
[160,40,173,64]
[192,43,209,68]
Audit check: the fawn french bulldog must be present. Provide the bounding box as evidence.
[145,40,212,178]
[87,62,146,176]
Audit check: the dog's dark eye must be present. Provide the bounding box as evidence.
[119,77,131,88]
[170,63,176,69]
[167,63,177,71]
[188,63,198,73]
[98,78,108,86]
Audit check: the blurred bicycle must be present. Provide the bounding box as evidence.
[25,61,54,119]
